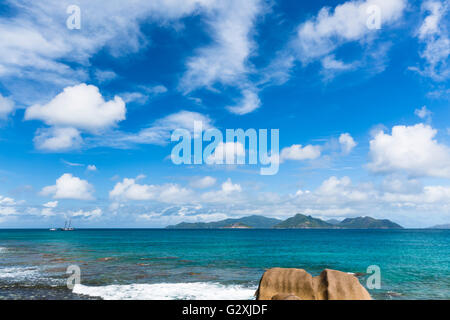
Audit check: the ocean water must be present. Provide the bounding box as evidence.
[0,229,448,300]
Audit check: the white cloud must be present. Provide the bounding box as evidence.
[207,142,246,164]
[190,176,217,189]
[294,0,406,63]
[0,195,18,217]
[0,0,218,90]
[104,110,213,147]
[280,144,321,162]
[179,0,264,92]
[414,105,433,121]
[321,55,357,71]
[381,176,423,194]
[43,201,58,208]
[109,177,193,203]
[34,127,83,151]
[87,165,97,172]
[41,173,95,200]
[221,178,242,193]
[201,178,243,203]
[0,207,17,216]
[121,85,168,104]
[0,196,16,206]
[179,0,265,115]
[94,69,118,83]
[291,175,450,224]
[41,172,450,227]
[411,0,450,81]
[339,133,357,154]
[70,208,102,219]
[0,195,16,215]
[368,123,450,178]
[315,176,371,202]
[41,201,58,217]
[226,89,261,115]
[25,84,125,132]
[0,94,15,119]
[24,83,126,151]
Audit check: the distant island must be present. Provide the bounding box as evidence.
[428,223,450,229]
[166,215,281,229]
[166,213,403,229]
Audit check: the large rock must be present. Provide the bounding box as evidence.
[256,268,371,300]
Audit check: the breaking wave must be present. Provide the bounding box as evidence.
[73,282,256,300]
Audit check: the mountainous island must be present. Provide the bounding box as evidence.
[166,215,281,229]
[166,213,403,229]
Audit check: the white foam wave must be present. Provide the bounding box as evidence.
[0,247,6,253]
[73,282,256,300]
[0,267,40,280]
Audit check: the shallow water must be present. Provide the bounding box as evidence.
[0,229,449,300]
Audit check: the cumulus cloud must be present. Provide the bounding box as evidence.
[41,173,95,200]
[339,133,357,154]
[25,84,125,132]
[41,201,58,217]
[280,144,321,162]
[291,175,450,224]
[221,178,242,193]
[109,177,193,203]
[190,176,217,189]
[368,123,450,178]
[123,174,449,227]
[57,172,450,227]
[24,83,125,151]
[33,127,83,151]
[0,195,18,216]
[382,185,450,207]
[315,176,371,202]
[0,93,15,120]
[43,201,58,208]
[410,0,450,81]
[201,178,243,203]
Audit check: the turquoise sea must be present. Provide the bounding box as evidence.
[0,229,449,300]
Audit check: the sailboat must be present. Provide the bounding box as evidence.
[60,219,74,231]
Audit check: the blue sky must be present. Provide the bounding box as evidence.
[0,0,449,228]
